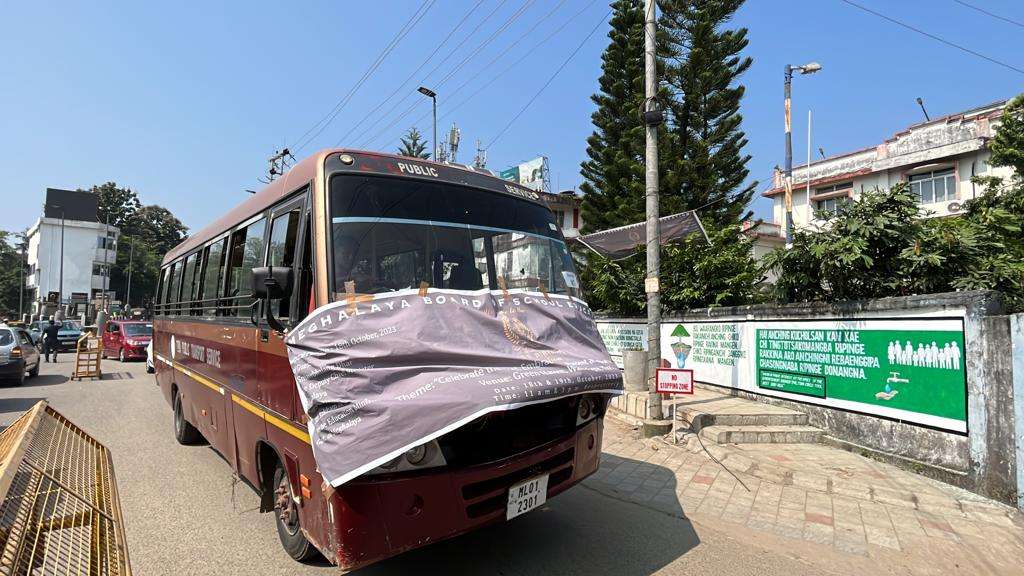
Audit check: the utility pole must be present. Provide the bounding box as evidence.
[783,61,821,247]
[58,208,65,317]
[125,237,134,309]
[102,211,111,313]
[18,234,25,321]
[643,0,664,421]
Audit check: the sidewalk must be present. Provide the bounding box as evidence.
[589,416,1024,575]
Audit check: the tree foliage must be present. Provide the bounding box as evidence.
[765,184,1024,312]
[660,0,756,226]
[397,127,430,159]
[579,0,680,233]
[0,231,27,319]
[581,222,761,316]
[576,0,759,314]
[86,183,188,309]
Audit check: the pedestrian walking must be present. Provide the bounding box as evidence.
[42,317,60,362]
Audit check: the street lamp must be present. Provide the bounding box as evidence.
[783,61,822,248]
[417,86,437,160]
[50,204,66,318]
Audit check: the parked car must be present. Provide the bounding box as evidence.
[0,325,41,385]
[28,319,84,351]
[101,320,153,362]
[146,340,155,373]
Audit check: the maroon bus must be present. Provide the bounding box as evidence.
[152,150,612,569]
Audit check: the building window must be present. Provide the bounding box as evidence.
[553,210,565,228]
[815,197,849,214]
[97,236,116,249]
[812,182,852,215]
[909,168,956,204]
[92,263,110,277]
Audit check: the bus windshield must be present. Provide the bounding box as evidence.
[329,175,578,298]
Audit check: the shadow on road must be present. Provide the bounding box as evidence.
[15,373,70,387]
[360,454,698,575]
[0,397,48,430]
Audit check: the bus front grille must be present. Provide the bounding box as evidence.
[460,446,575,519]
[0,401,131,576]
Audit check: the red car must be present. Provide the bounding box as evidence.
[101,320,153,362]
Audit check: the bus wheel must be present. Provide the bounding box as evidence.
[273,464,317,561]
[173,390,201,445]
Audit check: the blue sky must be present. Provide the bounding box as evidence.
[1,0,1021,234]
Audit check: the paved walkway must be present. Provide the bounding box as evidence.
[588,418,1024,575]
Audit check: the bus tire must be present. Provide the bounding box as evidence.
[272,464,318,561]
[173,390,202,445]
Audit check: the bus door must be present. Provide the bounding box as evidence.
[257,192,308,421]
[222,214,269,481]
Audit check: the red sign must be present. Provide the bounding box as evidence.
[655,368,694,394]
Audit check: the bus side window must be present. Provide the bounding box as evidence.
[179,252,198,316]
[155,266,169,315]
[266,208,301,320]
[224,217,267,318]
[200,238,227,317]
[166,262,182,316]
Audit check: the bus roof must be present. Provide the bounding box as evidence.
[162,149,544,265]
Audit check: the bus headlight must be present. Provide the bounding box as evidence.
[366,440,446,476]
[405,444,427,465]
[576,394,601,426]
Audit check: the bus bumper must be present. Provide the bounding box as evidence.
[330,417,603,570]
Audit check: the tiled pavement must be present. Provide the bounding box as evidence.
[586,418,1024,575]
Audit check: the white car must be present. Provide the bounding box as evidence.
[146,341,155,373]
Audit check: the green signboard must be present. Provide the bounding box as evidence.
[755,327,966,423]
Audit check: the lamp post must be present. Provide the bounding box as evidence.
[417,86,437,160]
[783,61,821,248]
[50,204,66,318]
[102,211,111,314]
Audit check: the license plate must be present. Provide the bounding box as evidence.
[506,474,548,520]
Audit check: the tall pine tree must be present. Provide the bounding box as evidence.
[579,0,643,234]
[661,0,755,225]
[398,127,430,159]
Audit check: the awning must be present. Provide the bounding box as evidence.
[575,211,709,259]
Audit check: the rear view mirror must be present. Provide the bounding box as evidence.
[252,266,293,300]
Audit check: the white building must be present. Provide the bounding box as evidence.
[24,188,119,316]
[540,190,583,239]
[764,99,1015,233]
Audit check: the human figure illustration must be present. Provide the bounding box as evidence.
[903,341,913,366]
[929,342,939,368]
[917,343,927,367]
[887,341,896,365]
[941,343,952,369]
[950,341,961,370]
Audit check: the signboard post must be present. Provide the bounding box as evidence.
[656,368,693,444]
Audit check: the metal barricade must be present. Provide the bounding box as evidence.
[0,401,131,575]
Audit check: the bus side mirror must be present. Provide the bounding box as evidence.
[252,266,293,300]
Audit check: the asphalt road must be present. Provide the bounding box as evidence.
[0,358,839,576]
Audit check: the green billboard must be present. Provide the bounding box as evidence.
[755,327,966,423]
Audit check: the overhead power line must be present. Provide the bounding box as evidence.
[359,0,536,150]
[838,0,1024,76]
[333,0,488,147]
[290,0,435,153]
[369,0,598,152]
[348,0,514,148]
[953,0,1024,29]
[486,9,612,150]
